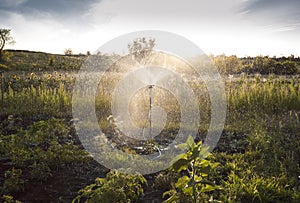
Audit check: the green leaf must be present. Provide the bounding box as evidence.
[176,143,188,150]
[199,145,210,158]
[170,153,189,172]
[186,135,195,147]
[175,175,190,189]
[182,186,193,195]
[200,184,222,193]
[194,174,203,183]
[191,145,201,159]
[199,159,212,175]
[211,162,220,169]
[171,158,189,172]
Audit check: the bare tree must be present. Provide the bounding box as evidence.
[0,29,15,61]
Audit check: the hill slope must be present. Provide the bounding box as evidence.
[0,50,86,72]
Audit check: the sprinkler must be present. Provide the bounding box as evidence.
[139,84,162,159]
[141,84,154,139]
[148,84,162,160]
[148,84,154,137]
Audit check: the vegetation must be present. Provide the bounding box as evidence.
[64,48,74,56]
[0,48,299,202]
[163,138,221,203]
[128,37,155,62]
[0,50,86,71]
[211,54,300,75]
[1,49,299,75]
[72,170,147,203]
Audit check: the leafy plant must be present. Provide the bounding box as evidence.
[2,168,25,194]
[29,162,51,182]
[163,136,221,203]
[152,171,180,192]
[220,170,299,203]
[1,195,22,203]
[0,118,90,198]
[72,170,147,203]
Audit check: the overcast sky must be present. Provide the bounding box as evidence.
[1,0,300,56]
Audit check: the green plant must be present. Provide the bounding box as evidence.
[152,171,180,191]
[163,136,221,203]
[23,118,71,148]
[0,63,8,70]
[1,195,22,203]
[0,118,90,196]
[2,168,25,194]
[220,170,299,203]
[29,162,51,182]
[72,170,147,203]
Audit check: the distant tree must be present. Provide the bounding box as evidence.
[253,56,264,73]
[128,37,155,62]
[64,48,73,56]
[212,55,242,75]
[86,51,91,56]
[0,29,15,61]
[241,57,254,73]
[288,54,295,60]
[261,57,276,74]
[281,61,298,75]
[274,62,284,75]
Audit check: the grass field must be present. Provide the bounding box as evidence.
[0,50,300,202]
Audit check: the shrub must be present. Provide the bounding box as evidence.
[29,162,51,182]
[2,168,25,194]
[72,170,147,203]
[220,171,299,203]
[1,195,22,203]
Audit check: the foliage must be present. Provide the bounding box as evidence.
[2,168,25,194]
[211,54,242,75]
[1,50,87,71]
[0,119,90,197]
[0,72,73,118]
[29,162,51,182]
[163,136,221,203]
[152,171,180,192]
[227,76,300,115]
[0,63,8,70]
[64,48,73,56]
[210,55,299,75]
[244,114,300,179]
[72,170,147,203]
[220,164,299,203]
[3,118,88,167]
[0,50,13,64]
[1,49,299,74]
[0,50,299,202]
[1,195,22,203]
[128,37,155,63]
